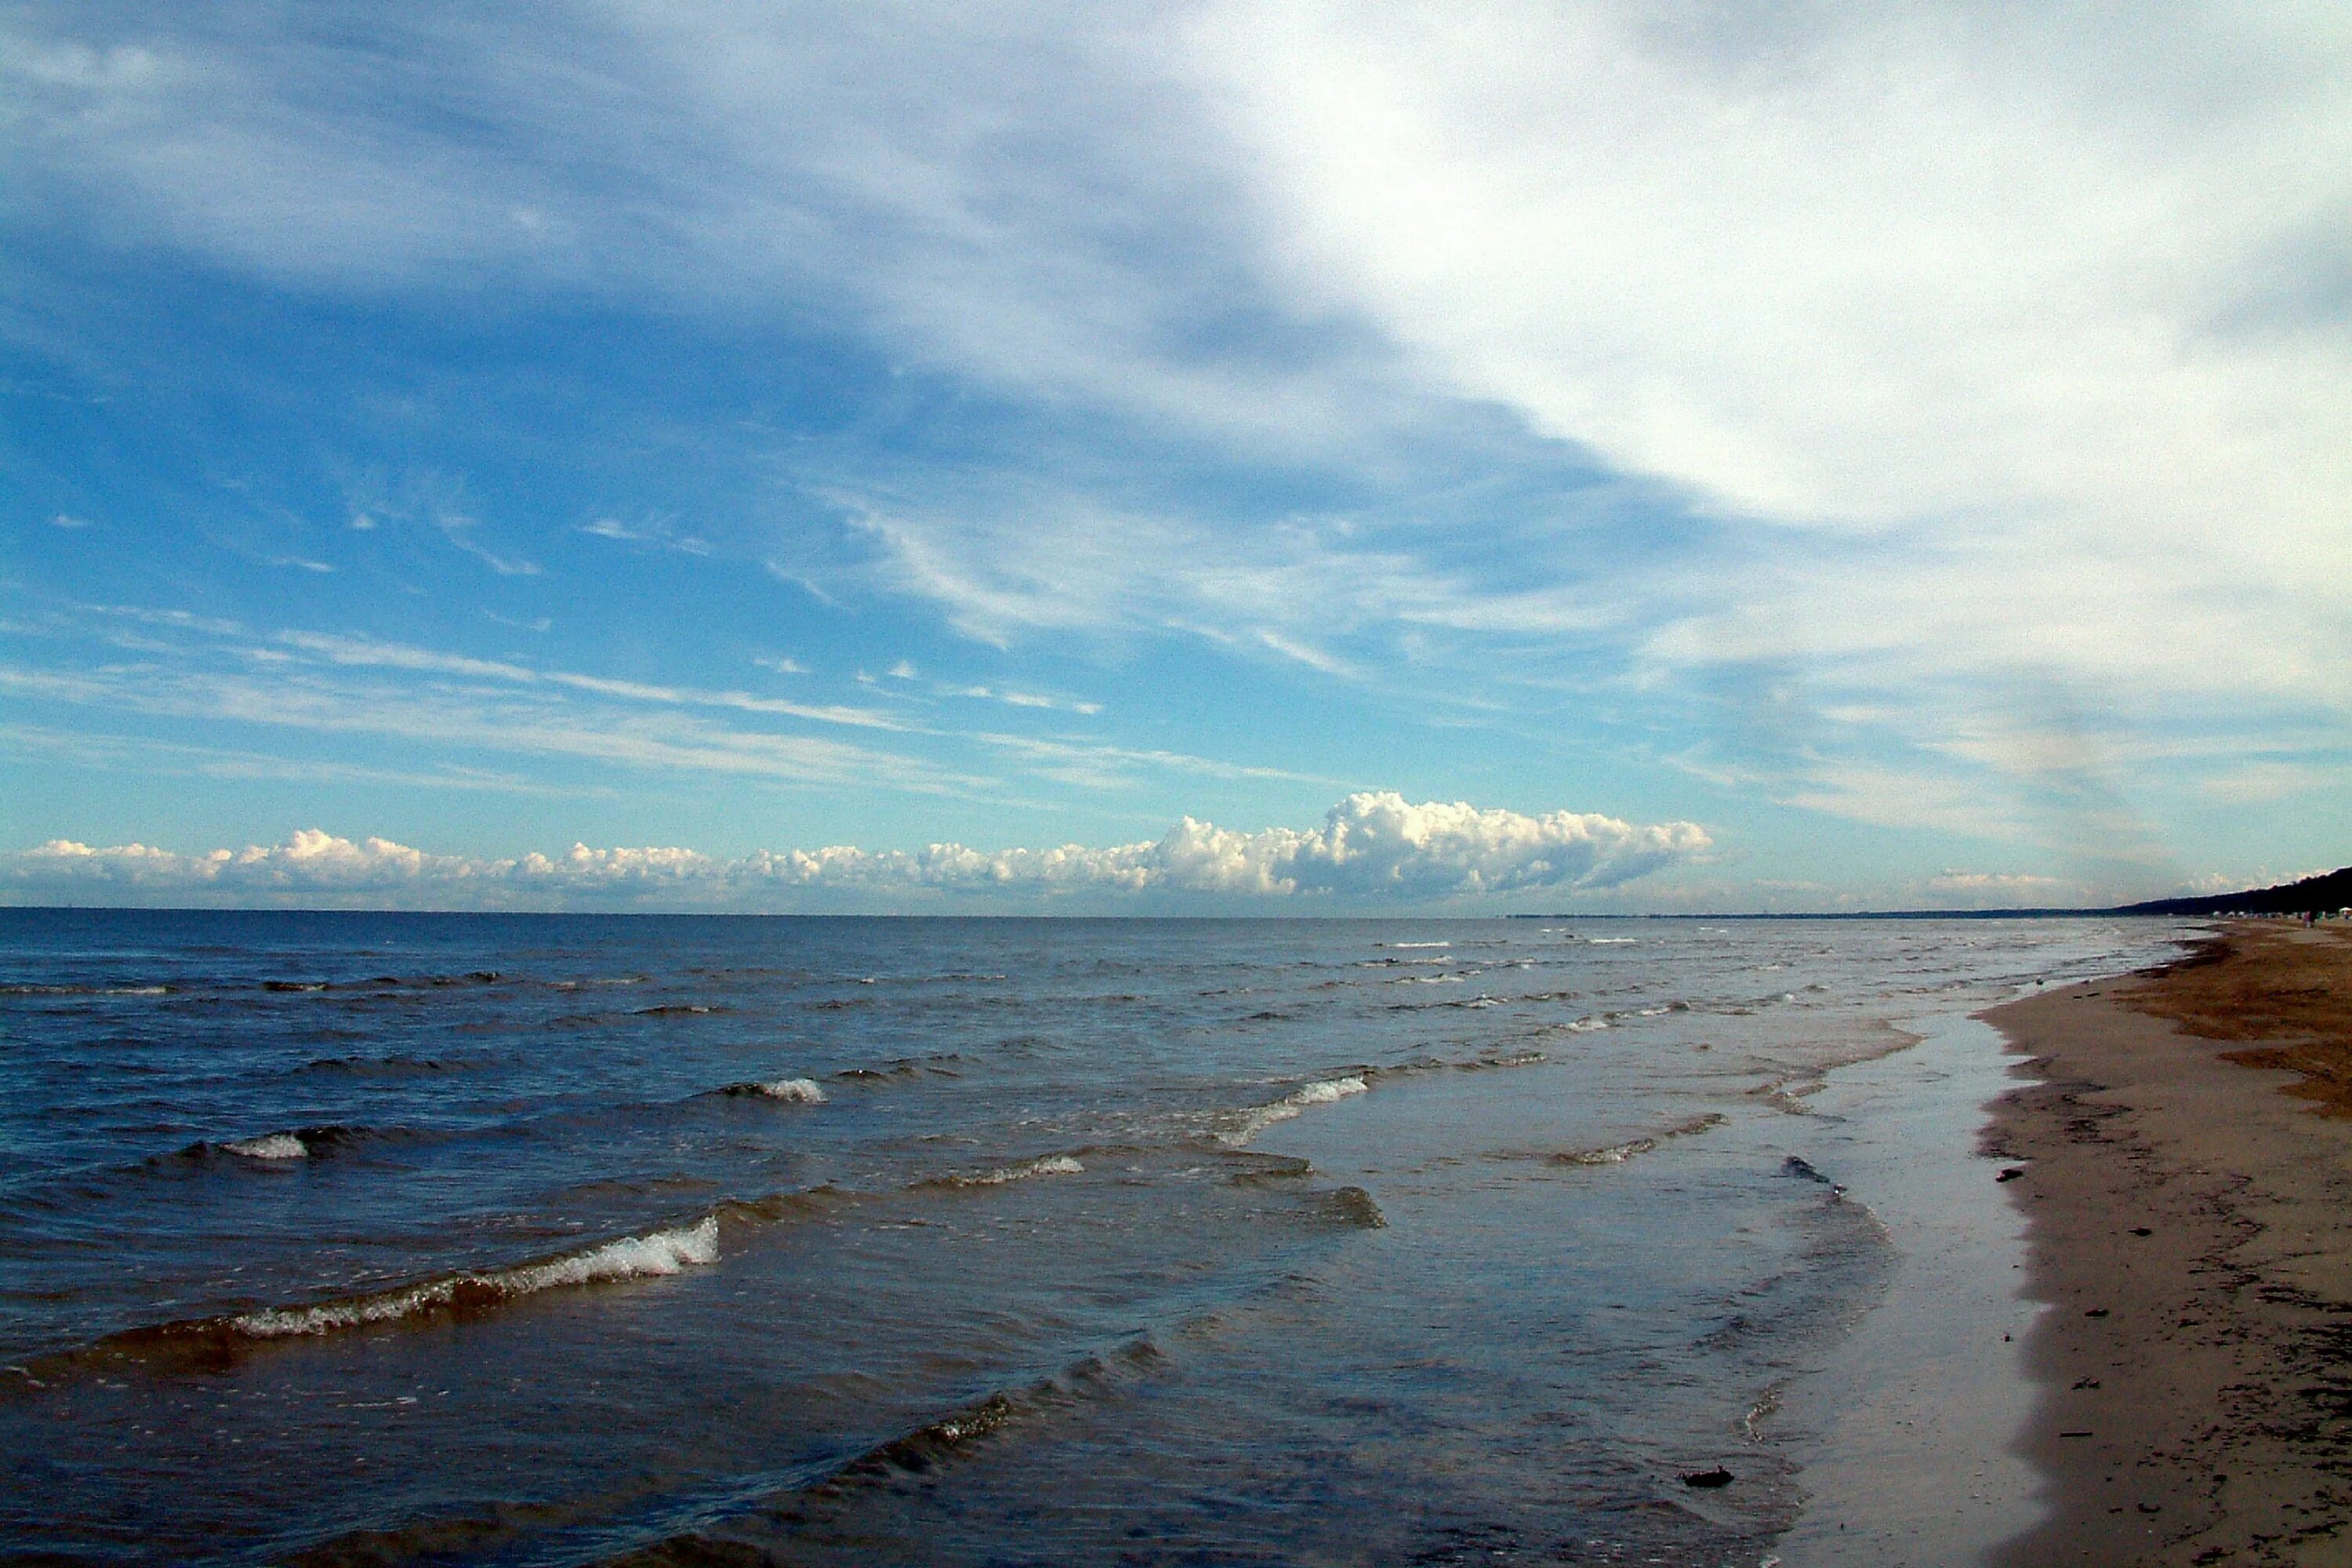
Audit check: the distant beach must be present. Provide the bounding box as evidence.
[1984,921,2352,1563]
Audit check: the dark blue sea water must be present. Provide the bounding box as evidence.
[0,910,2189,1565]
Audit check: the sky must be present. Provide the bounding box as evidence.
[3,1,2347,913]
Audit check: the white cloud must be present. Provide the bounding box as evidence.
[336,470,541,576]
[0,722,582,795]
[271,630,906,730]
[579,515,713,555]
[1,793,1708,909]
[9,2,2347,861]
[0,662,950,793]
[1192,1,2352,706]
[10,608,1356,804]
[941,684,1102,716]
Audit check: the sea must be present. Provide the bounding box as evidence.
[0,909,2194,1566]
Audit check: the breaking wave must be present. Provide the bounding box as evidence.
[1549,1113,1726,1167]
[227,1218,720,1339]
[916,1154,1086,1190]
[183,1124,396,1163]
[1221,1076,1369,1146]
[2,1218,728,1396]
[717,1077,828,1103]
[223,1132,310,1160]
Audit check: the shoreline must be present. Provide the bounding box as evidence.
[1769,1010,2048,1566]
[1980,922,2352,1564]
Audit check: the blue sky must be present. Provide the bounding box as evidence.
[4,2,2347,911]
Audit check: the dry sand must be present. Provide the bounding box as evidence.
[1982,922,2352,1566]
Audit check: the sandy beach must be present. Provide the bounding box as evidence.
[1984,921,2352,1565]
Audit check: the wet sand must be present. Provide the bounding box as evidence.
[1773,1012,2046,1566]
[1983,922,2352,1565]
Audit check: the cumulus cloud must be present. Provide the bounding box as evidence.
[2,793,1708,910]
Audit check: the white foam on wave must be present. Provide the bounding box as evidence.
[227,1217,720,1339]
[1557,1137,1655,1165]
[1383,941,1451,949]
[942,1154,1086,1187]
[1551,1113,1726,1167]
[754,1077,828,1103]
[223,1133,310,1160]
[1221,1075,1370,1146]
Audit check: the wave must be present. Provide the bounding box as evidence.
[1322,1185,1388,1229]
[0,983,171,996]
[1221,1075,1369,1146]
[671,1335,1177,1554]
[294,1054,471,1078]
[186,1123,394,1163]
[223,1132,310,1160]
[1548,1113,1726,1167]
[1780,1154,1838,1189]
[717,1077,828,1103]
[1380,941,1451,949]
[914,1154,1085,1190]
[260,971,507,992]
[5,1217,725,1396]
[832,1054,963,1083]
[229,1218,719,1339]
[1460,1050,1546,1071]
[706,1081,828,1105]
[833,1062,916,1081]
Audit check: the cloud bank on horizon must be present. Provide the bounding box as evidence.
[2,1,2346,909]
[3,794,1709,911]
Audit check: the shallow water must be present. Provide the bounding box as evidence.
[0,911,2189,1564]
